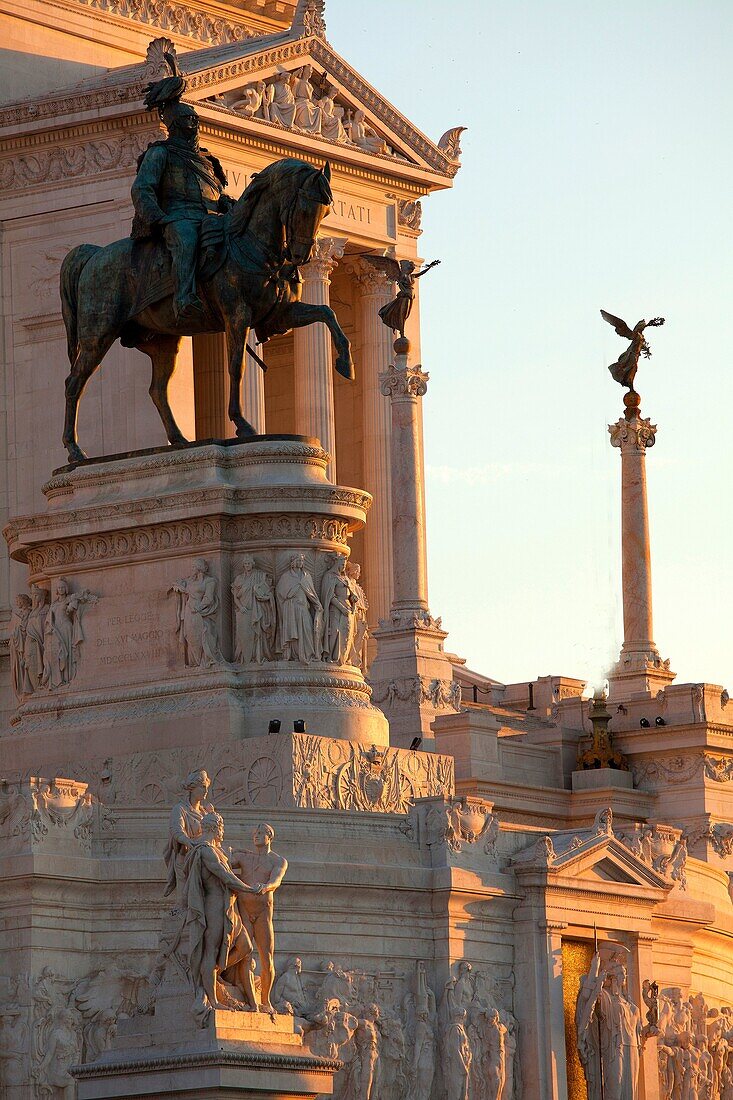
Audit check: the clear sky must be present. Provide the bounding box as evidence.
[327,0,733,692]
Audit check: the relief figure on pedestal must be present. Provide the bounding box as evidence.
[25,584,49,693]
[345,562,369,669]
[184,811,258,1023]
[361,255,441,340]
[445,1008,472,1100]
[320,554,354,664]
[9,594,33,699]
[576,949,642,1100]
[41,577,98,690]
[231,556,276,664]
[231,823,288,1014]
[170,559,224,668]
[276,554,323,662]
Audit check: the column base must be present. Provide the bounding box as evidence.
[608,646,676,700]
[369,608,461,749]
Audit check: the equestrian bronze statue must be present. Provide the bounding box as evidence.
[59,54,353,463]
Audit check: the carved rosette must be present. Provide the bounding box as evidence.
[302,237,347,283]
[608,416,658,452]
[380,363,429,400]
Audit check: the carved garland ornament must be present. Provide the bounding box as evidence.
[0,131,159,192]
[74,0,259,46]
[23,515,350,574]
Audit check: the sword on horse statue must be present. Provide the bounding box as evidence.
[245,341,268,373]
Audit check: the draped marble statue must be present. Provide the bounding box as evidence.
[184,811,258,1023]
[231,556,276,664]
[163,769,215,905]
[276,553,323,662]
[9,594,32,699]
[576,949,642,1100]
[169,558,224,668]
[345,561,369,668]
[320,554,354,664]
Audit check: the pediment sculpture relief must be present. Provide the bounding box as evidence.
[212,66,401,158]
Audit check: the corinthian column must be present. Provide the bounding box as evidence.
[608,400,674,696]
[380,345,429,613]
[350,258,395,626]
[368,338,457,749]
[294,236,346,481]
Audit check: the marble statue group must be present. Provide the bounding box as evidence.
[161,768,287,1022]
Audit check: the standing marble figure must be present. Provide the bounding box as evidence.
[184,811,257,1022]
[163,769,215,903]
[276,554,323,662]
[231,556,276,664]
[320,553,354,664]
[169,559,224,668]
[231,823,288,1014]
[576,949,642,1100]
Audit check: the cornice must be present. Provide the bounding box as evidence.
[33,0,264,47]
[0,36,456,183]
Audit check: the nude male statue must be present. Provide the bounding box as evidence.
[231,823,288,1013]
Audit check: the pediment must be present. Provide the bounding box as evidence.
[0,31,460,184]
[185,38,459,178]
[513,831,673,892]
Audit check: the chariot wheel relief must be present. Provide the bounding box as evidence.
[245,756,283,807]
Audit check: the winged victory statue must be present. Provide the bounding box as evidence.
[600,309,665,392]
[361,255,440,340]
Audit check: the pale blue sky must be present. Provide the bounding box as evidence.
[328,1,732,690]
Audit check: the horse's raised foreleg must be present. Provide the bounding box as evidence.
[63,334,116,464]
[138,335,188,447]
[278,302,355,381]
[225,319,257,439]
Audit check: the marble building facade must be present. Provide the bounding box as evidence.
[0,2,731,1099]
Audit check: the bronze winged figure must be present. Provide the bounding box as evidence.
[600,309,665,391]
[362,255,440,339]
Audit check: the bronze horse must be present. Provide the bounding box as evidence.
[60,157,353,463]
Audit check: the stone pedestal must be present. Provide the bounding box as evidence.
[4,437,389,759]
[368,345,458,748]
[72,1001,338,1099]
[608,411,675,698]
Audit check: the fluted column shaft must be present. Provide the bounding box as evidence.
[243,331,266,434]
[294,236,345,481]
[352,260,394,625]
[380,354,429,612]
[609,414,657,657]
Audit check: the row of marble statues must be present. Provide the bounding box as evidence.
[9,579,97,698]
[8,552,370,701]
[216,66,392,155]
[171,553,369,671]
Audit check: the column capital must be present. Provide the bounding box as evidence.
[609,415,657,452]
[347,256,394,296]
[302,236,347,282]
[380,358,429,399]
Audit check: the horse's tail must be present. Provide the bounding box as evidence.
[60,244,100,365]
